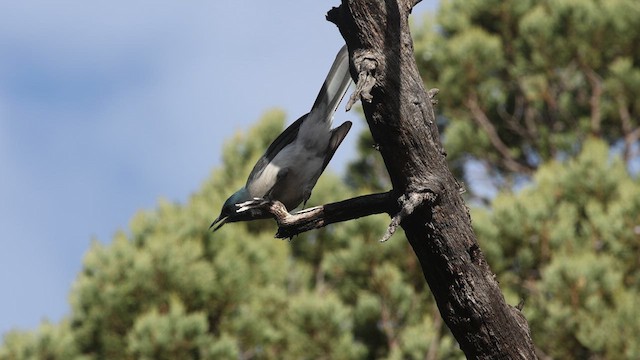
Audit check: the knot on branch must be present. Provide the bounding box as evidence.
[346,51,380,111]
[428,88,439,106]
[379,190,436,242]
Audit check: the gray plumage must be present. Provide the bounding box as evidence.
[211,45,353,231]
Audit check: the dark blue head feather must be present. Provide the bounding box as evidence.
[210,187,269,231]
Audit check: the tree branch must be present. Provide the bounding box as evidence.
[581,63,603,136]
[617,94,639,164]
[239,191,398,239]
[466,92,533,174]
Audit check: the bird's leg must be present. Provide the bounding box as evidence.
[301,188,313,210]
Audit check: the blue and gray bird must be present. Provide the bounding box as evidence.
[210,45,353,231]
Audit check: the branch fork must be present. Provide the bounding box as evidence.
[379,191,436,242]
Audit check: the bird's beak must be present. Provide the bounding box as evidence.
[209,215,229,231]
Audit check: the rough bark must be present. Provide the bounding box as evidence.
[327,1,537,358]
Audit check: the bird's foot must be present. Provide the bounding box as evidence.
[236,198,269,213]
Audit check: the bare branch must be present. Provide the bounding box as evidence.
[497,97,528,138]
[239,191,398,238]
[581,64,604,136]
[466,92,533,174]
[405,0,423,13]
[617,95,639,164]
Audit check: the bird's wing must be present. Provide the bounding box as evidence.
[246,113,306,187]
[321,121,353,172]
[310,45,351,123]
[264,113,307,162]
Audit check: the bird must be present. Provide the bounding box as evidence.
[210,45,353,231]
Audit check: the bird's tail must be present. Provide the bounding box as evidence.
[310,45,352,122]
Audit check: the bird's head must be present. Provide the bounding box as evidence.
[210,188,259,231]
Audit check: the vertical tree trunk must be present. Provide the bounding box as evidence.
[328,1,537,358]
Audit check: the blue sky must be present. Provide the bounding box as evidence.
[0,1,438,335]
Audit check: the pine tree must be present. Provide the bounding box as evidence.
[413,0,640,179]
[473,139,640,359]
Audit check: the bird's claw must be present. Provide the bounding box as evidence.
[236,198,269,213]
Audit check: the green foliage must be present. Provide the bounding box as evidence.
[283,292,365,360]
[346,130,391,193]
[473,139,640,359]
[127,297,213,360]
[0,321,80,360]
[414,0,640,177]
